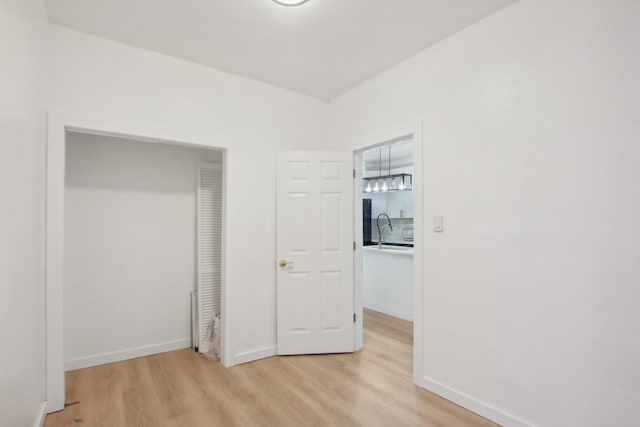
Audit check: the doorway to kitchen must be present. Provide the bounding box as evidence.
[353,127,423,383]
[362,140,414,312]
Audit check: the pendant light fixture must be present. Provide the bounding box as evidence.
[362,144,412,194]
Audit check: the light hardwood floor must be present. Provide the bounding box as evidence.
[45,309,497,427]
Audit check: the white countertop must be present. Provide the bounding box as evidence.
[363,245,414,256]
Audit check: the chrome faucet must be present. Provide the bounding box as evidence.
[376,213,393,248]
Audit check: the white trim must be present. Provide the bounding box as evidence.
[417,376,534,427]
[352,151,364,351]
[39,112,48,421]
[363,301,412,321]
[219,148,232,368]
[351,121,424,385]
[412,121,425,386]
[45,111,235,414]
[234,346,277,365]
[64,338,192,371]
[46,113,66,413]
[34,401,47,427]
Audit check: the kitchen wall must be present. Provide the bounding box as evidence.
[329,0,640,426]
[64,132,221,370]
[46,24,329,365]
[364,166,414,244]
[368,217,413,245]
[0,1,48,426]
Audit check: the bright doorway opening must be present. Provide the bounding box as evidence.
[353,124,423,384]
[358,138,415,379]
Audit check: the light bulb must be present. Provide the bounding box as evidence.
[399,180,405,190]
[365,181,372,192]
[391,178,397,190]
[381,180,388,191]
[373,181,380,192]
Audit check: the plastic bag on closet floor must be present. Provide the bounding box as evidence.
[203,314,221,360]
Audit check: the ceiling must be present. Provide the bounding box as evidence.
[44,0,516,100]
[364,140,413,174]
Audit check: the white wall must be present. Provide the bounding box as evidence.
[23,1,639,424]
[64,132,221,370]
[0,1,47,425]
[46,24,329,364]
[329,0,640,426]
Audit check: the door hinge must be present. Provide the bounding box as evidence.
[353,313,357,323]
[353,169,356,178]
[353,241,356,251]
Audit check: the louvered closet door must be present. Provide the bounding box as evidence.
[197,162,223,353]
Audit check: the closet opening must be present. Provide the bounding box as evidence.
[64,130,225,368]
[45,115,228,412]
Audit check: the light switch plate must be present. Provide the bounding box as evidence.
[433,215,444,232]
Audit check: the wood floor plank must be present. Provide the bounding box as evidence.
[45,309,497,427]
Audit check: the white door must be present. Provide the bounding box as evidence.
[277,151,354,355]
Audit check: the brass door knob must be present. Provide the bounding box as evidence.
[278,259,293,268]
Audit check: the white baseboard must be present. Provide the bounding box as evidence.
[234,346,277,365]
[65,338,192,371]
[417,375,533,427]
[34,401,47,427]
[364,301,413,321]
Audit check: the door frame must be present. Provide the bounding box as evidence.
[352,121,424,385]
[45,112,232,413]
